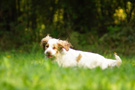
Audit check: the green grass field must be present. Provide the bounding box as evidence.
[0,51,135,90]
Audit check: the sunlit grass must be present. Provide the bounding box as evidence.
[0,51,135,90]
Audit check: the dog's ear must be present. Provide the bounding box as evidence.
[57,40,72,51]
[41,35,52,50]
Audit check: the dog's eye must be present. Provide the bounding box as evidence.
[53,47,56,49]
[45,45,49,48]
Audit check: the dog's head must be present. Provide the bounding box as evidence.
[41,35,72,58]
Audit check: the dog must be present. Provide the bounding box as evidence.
[41,35,122,69]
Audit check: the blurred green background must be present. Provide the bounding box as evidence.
[0,0,135,55]
[0,1,135,89]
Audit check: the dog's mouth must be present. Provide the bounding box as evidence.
[46,54,55,59]
[47,55,53,58]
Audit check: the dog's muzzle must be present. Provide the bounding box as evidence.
[45,51,54,58]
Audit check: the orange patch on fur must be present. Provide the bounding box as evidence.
[53,44,59,54]
[76,54,82,63]
[41,35,52,49]
[57,40,72,51]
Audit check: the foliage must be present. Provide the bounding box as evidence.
[0,51,135,89]
[100,26,135,55]
[0,0,135,54]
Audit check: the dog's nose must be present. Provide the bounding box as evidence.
[46,51,52,56]
[46,51,53,58]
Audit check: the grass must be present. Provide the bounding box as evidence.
[0,50,135,90]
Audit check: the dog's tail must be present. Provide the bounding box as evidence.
[114,54,122,67]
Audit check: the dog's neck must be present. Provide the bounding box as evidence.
[55,48,79,67]
[55,48,71,66]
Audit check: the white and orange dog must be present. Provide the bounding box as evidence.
[41,35,122,69]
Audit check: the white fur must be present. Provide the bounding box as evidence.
[42,37,122,69]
